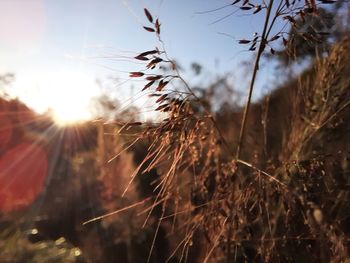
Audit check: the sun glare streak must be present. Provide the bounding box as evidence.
[10,116,89,213]
[0,102,66,212]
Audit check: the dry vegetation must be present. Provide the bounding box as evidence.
[119,36,350,263]
[1,1,350,262]
[109,1,350,262]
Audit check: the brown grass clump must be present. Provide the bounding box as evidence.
[105,6,350,263]
[127,36,350,263]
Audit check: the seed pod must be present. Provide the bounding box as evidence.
[144,8,153,23]
[143,26,155,32]
[129,72,144,77]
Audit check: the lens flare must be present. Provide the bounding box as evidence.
[0,143,48,212]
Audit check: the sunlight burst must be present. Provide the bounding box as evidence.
[13,70,98,126]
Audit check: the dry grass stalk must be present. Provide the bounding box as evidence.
[103,3,349,262]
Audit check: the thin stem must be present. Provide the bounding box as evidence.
[159,36,235,156]
[236,0,276,159]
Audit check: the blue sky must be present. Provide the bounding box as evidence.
[0,0,280,123]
